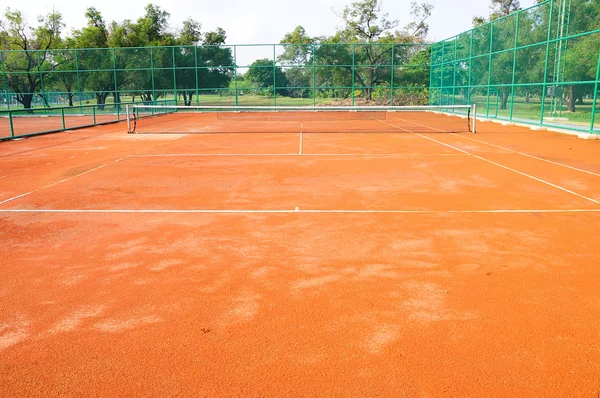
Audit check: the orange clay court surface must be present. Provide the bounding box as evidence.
[1,111,600,396]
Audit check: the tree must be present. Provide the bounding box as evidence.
[69,7,114,107]
[137,4,174,46]
[473,0,521,26]
[176,26,232,105]
[0,8,64,109]
[471,0,522,110]
[279,0,433,101]
[245,59,289,96]
[554,0,600,112]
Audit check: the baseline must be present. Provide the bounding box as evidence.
[1,208,599,214]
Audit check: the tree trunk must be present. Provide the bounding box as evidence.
[68,93,74,107]
[575,90,584,105]
[525,91,531,103]
[96,93,109,110]
[17,93,34,112]
[182,91,194,106]
[499,91,509,110]
[564,85,576,112]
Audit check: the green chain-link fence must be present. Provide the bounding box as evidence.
[0,42,430,138]
[2,0,598,139]
[430,0,600,133]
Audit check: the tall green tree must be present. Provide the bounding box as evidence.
[280,0,433,101]
[0,8,64,109]
[473,0,521,26]
[245,59,289,96]
[69,7,114,107]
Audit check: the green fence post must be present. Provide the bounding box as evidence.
[38,51,46,107]
[75,49,83,110]
[429,45,434,104]
[352,44,355,107]
[172,46,177,105]
[150,48,156,102]
[234,46,239,108]
[467,30,473,106]
[0,51,10,111]
[590,48,600,132]
[273,44,277,106]
[194,46,199,106]
[540,0,555,126]
[112,48,118,105]
[438,41,446,106]
[312,44,316,107]
[486,22,494,117]
[390,45,395,106]
[510,12,520,121]
[452,37,458,106]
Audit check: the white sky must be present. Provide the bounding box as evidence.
[4,0,536,45]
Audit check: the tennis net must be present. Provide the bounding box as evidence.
[126,105,477,135]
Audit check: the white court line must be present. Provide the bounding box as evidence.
[299,123,303,155]
[114,155,131,163]
[0,164,108,206]
[380,119,600,204]
[453,134,600,177]
[0,208,599,214]
[130,153,466,157]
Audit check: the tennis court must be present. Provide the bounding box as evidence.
[1,108,600,396]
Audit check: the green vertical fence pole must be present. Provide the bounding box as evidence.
[540,0,555,126]
[172,47,177,105]
[234,46,239,108]
[150,48,156,103]
[273,45,277,106]
[467,30,473,106]
[0,51,10,111]
[75,50,82,110]
[590,47,600,132]
[352,44,355,107]
[452,37,457,107]
[510,12,520,121]
[390,45,395,106]
[194,46,199,106]
[439,41,446,106]
[38,51,45,112]
[486,22,494,117]
[429,44,434,105]
[312,44,316,107]
[112,48,118,106]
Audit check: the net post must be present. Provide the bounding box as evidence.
[472,104,477,133]
[126,105,131,133]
